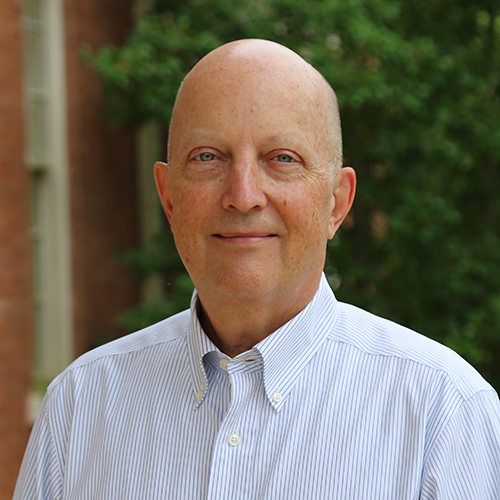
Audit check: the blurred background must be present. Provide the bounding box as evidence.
[1,0,499,496]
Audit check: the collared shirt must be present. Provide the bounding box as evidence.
[14,275,500,499]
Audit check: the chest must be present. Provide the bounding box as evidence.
[63,357,427,500]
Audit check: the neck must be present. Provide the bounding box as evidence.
[196,278,320,358]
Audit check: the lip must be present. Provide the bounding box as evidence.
[214,232,277,244]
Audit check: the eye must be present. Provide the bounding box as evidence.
[196,152,217,161]
[274,154,294,163]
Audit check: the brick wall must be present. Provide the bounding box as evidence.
[0,1,34,498]
[64,0,139,358]
[0,0,140,496]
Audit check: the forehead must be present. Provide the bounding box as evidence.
[170,61,329,155]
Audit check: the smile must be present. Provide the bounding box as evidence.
[214,233,277,244]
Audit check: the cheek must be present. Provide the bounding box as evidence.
[169,189,215,251]
[170,213,199,269]
[284,190,325,223]
[171,187,212,223]
[285,192,332,248]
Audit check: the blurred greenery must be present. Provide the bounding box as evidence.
[85,0,500,391]
[114,231,194,330]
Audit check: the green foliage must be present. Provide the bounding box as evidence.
[81,15,221,125]
[114,230,194,331]
[116,274,194,331]
[87,0,500,391]
[115,230,183,279]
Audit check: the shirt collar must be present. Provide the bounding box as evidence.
[186,295,218,408]
[187,274,339,411]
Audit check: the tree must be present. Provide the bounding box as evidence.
[85,0,500,390]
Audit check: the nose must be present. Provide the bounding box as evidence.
[222,157,267,213]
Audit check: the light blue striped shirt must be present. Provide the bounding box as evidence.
[14,275,500,499]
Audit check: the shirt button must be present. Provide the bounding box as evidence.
[219,358,229,371]
[272,392,283,403]
[195,391,204,402]
[227,433,241,447]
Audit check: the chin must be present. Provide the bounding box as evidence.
[212,267,278,300]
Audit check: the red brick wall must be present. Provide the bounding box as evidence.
[0,0,140,496]
[64,0,139,357]
[0,0,34,498]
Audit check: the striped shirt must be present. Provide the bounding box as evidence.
[14,274,500,499]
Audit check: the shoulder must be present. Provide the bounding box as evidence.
[48,308,191,392]
[329,301,495,400]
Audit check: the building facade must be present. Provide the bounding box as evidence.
[0,0,141,496]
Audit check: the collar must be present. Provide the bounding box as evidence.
[187,274,339,412]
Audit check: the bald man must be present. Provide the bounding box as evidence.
[15,40,500,500]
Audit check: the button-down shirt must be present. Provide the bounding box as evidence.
[14,275,500,499]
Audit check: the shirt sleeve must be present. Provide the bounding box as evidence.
[420,389,500,499]
[13,392,65,500]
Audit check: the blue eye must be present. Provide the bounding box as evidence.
[275,154,294,163]
[198,152,216,161]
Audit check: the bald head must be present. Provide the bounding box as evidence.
[167,39,342,174]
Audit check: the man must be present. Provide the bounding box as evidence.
[15,40,500,499]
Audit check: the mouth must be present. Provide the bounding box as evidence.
[213,232,277,244]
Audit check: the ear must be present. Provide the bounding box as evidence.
[328,167,356,239]
[154,161,173,224]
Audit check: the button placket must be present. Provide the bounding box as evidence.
[206,359,264,500]
[214,361,256,448]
